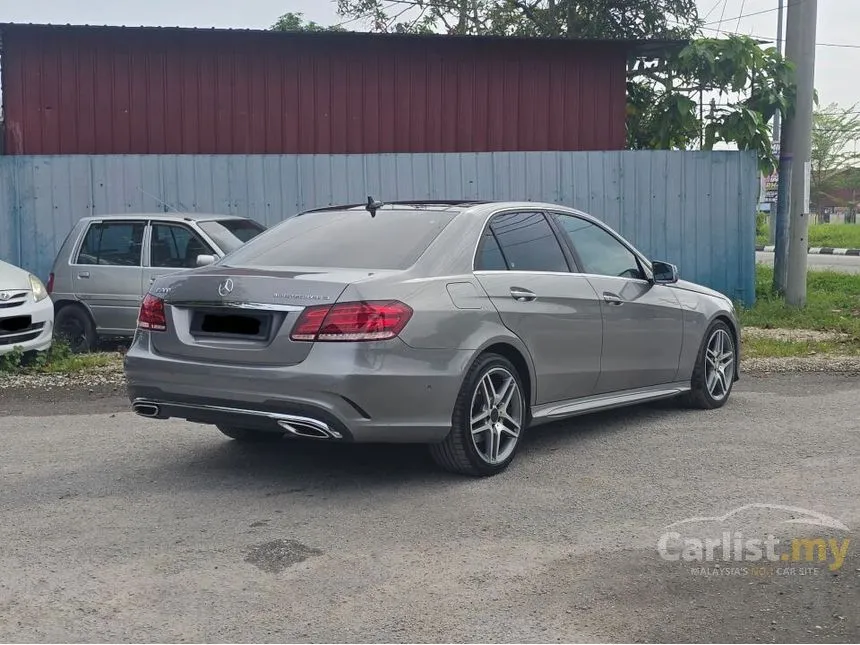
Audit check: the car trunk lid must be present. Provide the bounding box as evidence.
[149,267,370,366]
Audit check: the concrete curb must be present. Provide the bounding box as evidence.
[756,245,860,255]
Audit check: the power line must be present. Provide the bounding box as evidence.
[716,0,730,35]
[702,0,806,27]
[702,0,726,22]
[735,0,747,32]
[674,19,860,49]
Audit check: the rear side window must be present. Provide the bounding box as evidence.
[197,219,266,253]
[76,222,145,266]
[475,230,508,270]
[486,211,569,273]
[222,209,457,270]
[150,223,215,268]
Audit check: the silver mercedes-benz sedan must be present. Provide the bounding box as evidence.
[125,200,740,476]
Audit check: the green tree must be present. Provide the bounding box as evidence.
[810,103,860,212]
[322,0,794,173]
[272,11,346,32]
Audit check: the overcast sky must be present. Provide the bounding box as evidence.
[1,0,856,109]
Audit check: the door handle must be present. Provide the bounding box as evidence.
[77,271,90,279]
[510,287,537,302]
[603,292,623,306]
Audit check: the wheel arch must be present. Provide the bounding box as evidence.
[711,313,741,382]
[470,337,536,408]
[53,298,97,324]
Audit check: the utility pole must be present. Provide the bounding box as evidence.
[783,0,818,306]
[768,0,785,245]
[772,0,790,291]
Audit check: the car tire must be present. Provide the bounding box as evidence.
[217,425,285,442]
[54,304,98,354]
[429,352,527,477]
[683,320,737,410]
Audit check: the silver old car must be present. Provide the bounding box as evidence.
[49,213,265,352]
[125,200,740,477]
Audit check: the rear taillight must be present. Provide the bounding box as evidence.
[46,272,55,294]
[290,300,413,342]
[138,293,167,332]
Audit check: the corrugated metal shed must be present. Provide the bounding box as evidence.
[0,151,758,305]
[0,23,678,156]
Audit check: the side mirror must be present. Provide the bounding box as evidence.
[196,254,217,267]
[652,260,679,284]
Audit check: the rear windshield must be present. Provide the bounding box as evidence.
[221,209,458,270]
[198,219,266,253]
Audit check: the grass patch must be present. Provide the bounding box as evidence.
[0,340,122,375]
[739,265,860,356]
[808,223,860,249]
[756,223,860,248]
[743,336,860,358]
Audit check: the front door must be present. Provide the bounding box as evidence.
[550,212,684,394]
[473,211,604,405]
[141,221,218,293]
[72,220,146,335]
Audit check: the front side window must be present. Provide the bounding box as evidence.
[554,214,645,280]
[76,222,145,266]
[486,211,569,273]
[150,223,215,268]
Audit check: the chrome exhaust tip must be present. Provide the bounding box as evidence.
[132,402,160,418]
[277,419,338,440]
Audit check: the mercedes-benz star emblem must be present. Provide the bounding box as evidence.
[217,279,234,297]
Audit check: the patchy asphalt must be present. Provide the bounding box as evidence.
[0,374,858,643]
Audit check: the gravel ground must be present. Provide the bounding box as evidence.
[0,373,858,642]
[742,327,853,343]
[2,350,860,393]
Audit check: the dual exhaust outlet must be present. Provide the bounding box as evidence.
[131,400,341,440]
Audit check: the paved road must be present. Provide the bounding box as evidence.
[756,251,860,274]
[1,375,858,642]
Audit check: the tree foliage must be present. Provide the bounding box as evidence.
[272,11,346,32]
[276,1,795,172]
[810,103,860,211]
[334,0,699,38]
[630,35,794,174]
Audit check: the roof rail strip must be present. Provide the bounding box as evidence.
[298,199,490,215]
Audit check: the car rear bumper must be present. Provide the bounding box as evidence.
[0,296,54,355]
[124,332,473,443]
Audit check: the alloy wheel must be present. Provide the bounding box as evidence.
[469,367,524,465]
[705,328,734,401]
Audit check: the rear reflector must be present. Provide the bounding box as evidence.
[46,272,55,295]
[138,293,167,332]
[290,300,413,342]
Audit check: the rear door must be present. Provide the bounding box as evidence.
[550,212,684,393]
[473,210,603,406]
[142,221,218,292]
[72,220,146,334]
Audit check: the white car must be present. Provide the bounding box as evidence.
[0,260,54,356]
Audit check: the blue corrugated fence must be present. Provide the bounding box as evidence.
[0,151,758,305]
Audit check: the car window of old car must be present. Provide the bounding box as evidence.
[76,222,145,266]
[488,211,569,273]
[150,223,215,268]
[554,214,645,280]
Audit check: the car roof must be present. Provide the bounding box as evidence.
[298,200,586,218]
[78,212,249,223]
